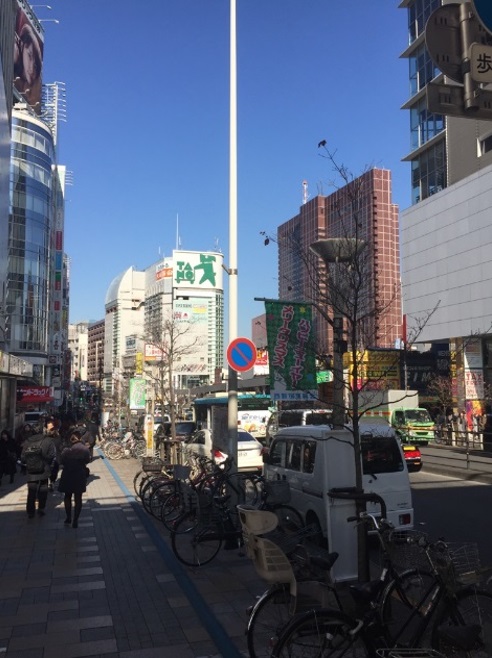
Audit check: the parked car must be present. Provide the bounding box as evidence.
[402,444,422,472]
[185,428,264,472]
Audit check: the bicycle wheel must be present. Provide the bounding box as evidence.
[431,587,492,657]
[381,568,438,645]
[161,485,198,532]
[272,608,370,657]
[141,476,171,514]
[247,584,292,658]
[104,441,123,459]
[133,470,148,498]
[133,440,147,458]
[171,511,222,567]
[271,504,304,535]
[149,480,176,519]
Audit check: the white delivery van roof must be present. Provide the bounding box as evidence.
[276,422,395,439]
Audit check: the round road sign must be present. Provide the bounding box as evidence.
[472,0,492,34]
[227,337,257,372]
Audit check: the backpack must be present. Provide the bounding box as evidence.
[24,441,45,474]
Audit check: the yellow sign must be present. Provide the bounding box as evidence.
[145,414,154,455]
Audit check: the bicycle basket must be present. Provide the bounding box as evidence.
[433,541,481,589]
[384,529,429,573]
[141,456,164,473]
[376,650,445,658]
[263,479,291,505]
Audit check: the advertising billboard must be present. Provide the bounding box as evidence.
[14,1,44,111]
[173,298,209,374]
[17,385,53,405]
[173,251,223,291]
[264,300,317,401]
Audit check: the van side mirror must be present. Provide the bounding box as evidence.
[262,448,271,465]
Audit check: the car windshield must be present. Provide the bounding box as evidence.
[405,409,432,423]
[175,422,195,434]
[362,435,404,474]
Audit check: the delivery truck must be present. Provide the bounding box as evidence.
[358,389,434,445]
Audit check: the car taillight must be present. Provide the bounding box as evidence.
[213,449,226,460]
[405,450,420,459]
[399,513,412,526]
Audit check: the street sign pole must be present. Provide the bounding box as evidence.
[425,2,492,120]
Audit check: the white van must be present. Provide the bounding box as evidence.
[263,424,413,544]
[266,408,333,445]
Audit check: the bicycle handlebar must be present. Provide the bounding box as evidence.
[328,487,387,521]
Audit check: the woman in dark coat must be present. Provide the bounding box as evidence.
[58,429,91,528]
[0,429,17,485]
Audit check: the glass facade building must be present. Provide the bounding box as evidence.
[400,0,446,205]
[7,109,57,366]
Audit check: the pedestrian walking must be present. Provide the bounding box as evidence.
[45,415,62,492]
[58,429,91,529]
[20,424,56,518]
[0,429,17,486]
[82,412,100,460]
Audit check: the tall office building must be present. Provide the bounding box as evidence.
[144,250,224,389]
[104,266,145,393]
[87,319,105,387]
[277,169,402,356]
[400,0,492,407]
[5,2,69,409]
[8,107,66,380]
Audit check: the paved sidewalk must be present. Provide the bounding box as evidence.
[0,450,265,658]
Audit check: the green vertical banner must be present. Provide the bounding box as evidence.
[129,377,146,410]
[264,300,317,401]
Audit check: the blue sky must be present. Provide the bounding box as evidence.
[39,0,411,340]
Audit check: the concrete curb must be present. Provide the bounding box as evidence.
[422,463,492,485]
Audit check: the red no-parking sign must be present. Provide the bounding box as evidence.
[227,337,257,372]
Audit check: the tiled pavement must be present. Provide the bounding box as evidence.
[0,450,267,658]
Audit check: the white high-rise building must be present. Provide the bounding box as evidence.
[144,250,224,389]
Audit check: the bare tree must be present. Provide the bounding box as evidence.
[144,313,203,442]
[262,147,438,580]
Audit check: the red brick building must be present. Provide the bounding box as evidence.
[277,168,401,356]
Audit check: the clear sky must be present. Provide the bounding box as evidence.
[39,0,411,340]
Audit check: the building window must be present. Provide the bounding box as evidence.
[479,134,492,157]
[411,140,447,205]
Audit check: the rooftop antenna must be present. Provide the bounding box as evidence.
[302,180,309,205]
[176,214,181,250]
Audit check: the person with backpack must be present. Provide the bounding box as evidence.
[58,429,91,528]
[21,424,56,518]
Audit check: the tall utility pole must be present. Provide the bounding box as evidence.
[227,0,239,470]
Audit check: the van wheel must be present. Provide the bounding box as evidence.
[306,514,326,549]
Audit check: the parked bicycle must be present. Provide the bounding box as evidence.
[242,491,434,658]
[102,430,146,460]
[271,491,492,657]
[170,480,306,568]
